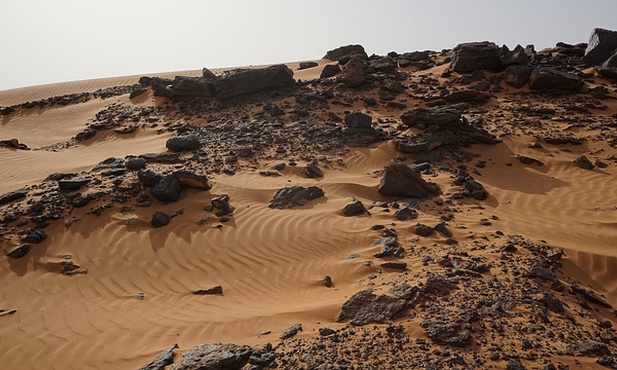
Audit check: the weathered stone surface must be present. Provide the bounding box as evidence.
[574,155,595,170]
[214,64,295,99]
[422,321,472,347]
[22,229,46,244]
[151,175,182,202]
[344,112,372,129]
[400,105,464,127]
[166,135,200,152]
[342,198,369,216]
[320,64,341,79]
[140,153,182,163]
[576,342,611,357]
[451,42,502,73]
[268,186,324,209]
[0,189,27,205]
[500,44,531,65]
[139,344,178,370]
[170,343,252,370]
[138,170,162,188]
[6,244,30,259]
[415,223,434,237]
[171,76,215,97]
[341,57,366,87]
[58,178,90,191]
[504,65,532,88]
[303,160,323,178]
[528,68,582,91]
[378,160,439,198]
[280,323,303,340]
[583,28,617,66]
[173,171,211,190]
[337,290,407,326]
[541,292,564,313]
[151,211,170,228]
[298,61,318,70]
[323,44,368,61]
[570,284,612,308]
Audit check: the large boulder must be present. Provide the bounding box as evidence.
[422,321,472,347]
[400,105,464,127]
[378,160,439,198]
[214,64,295,99]
[583,28,617,66]
[337,290,407,326]
[173,171,211,190]
[170,76,215,97]
[344,111,372,129]
[166,134,200,152]
[504,65,532,88]
[603,51,617,68]
[268,186,324,209]
[151,175,182,202]
[323,44,368,61]
[0,189,27,205]
[529,68,582,91]
[341,57,366,87]
[451,42,503,73]
[499,44,532,65]
[320,64,341,79]
[170,343,252,370]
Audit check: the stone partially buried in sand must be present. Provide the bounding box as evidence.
[378,160,439,198]
[268,186,325,209]
[337,290,408,326]
[170,343,252,370]
[214,64,296,99]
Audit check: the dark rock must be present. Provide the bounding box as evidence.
[442,90,490,105]
[451,42,502,73]
[415,223,434,237]
[170,76,215,97]
[303,160,323,178]
[500,44,532,65]
[341,57,366,87]
[138,170,162,188]
[324,276,333,288]
[211,194,234,215]
[342,198,369,216]
[526,265,559,284]
[166,135,200,152]
[151,211,170,228]
[298,61,318,70]
[268,186,325,209]
[319,327,336,336]
[400,105,464,127]
[423,275,457,296]
[75,128,96,142]
[583,28,617,66]
[529,68,582,91]
[577,342,611,357]
[0,189,27,205]
[596,67,617,80]
[126,158,147,170]
[58,178,90,191]
[570,284,612,308]
[504,65,532,88]
[394,207,416,221]
[214,64,295,99]
[140,153,182,163]
[465,179,489,200]
[170,343,252,370]
[279,323,303,339]
[193,286,223,295]
[173,171,211,190]
[344,111,372,129]
[320,64,341,79]
[434,221,453,237]
[506,360,526,370]
[72,193,93,208]
[574,155,595,170]
[139,344,178,370]
[541,292,564,313]
[6,244,30,259]
[129,88,148,100]
[381,261,408,270]
[422,321,472,347]
[202,67,217,79]
[597,355,615,367]
[603,52,617,68]
[151,175,182,202]
[337,290,407,326]
[378,160,439,198]
[323,44,368,61]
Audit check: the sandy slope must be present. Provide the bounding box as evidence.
[0,59,616,369]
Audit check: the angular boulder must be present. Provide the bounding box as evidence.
[400,105,464,127]
[422,321,472,347]
[529,68,582,91]
[323,44,368,61]
[378,160,439,198]
[151,175,182,202]
[166,135,200,152]
[170,76,215,97]
[320,64,341,79]
[344,111,372,129]
[214,64,295,99]
[0,189,27,205]
[583,28,617,66]
[451,42,502,73]
[139,344,178,370]
[173,171,211,190]
[499,44,532,65]
[337,290,407,326]
[268,186,324,209]
[504,65,532,88]
[341,57,366,87]
[170,343,252,370]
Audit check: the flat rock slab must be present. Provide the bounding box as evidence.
[268,186,325,209]
[214,64,295,100]
[170,343,253,370]
[0,189,27,205]
[337,290,407,326]
[529,68,582,91]
[451,41,502,73]
[378,160,439,198]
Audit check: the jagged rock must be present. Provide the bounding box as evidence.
[211,195,234,216]
[280,323,303,339]
[126,158,147,170]
[138,170,162,187]
[323,44,368,61]
[528,68,582,91]
[58,178,90,191]
[320,64,341,79]
[596,66,617,80]
[434,222,453,237]
[500,44,532,65]
[603,52,617,68]
[151,211,170,228]
[0,189,27,205]
[422,275,458,296]
[465,179,489,200]
[170,343,252,370]
[394,207,416,220]
[337,290,407,326]
[451,42,502,73]
[344,111,372,129]
[378,160,439,198]
[341,57,366,87]
[381,261,407,270]
[214,64,295,99]
[415,223,434,237]
[506,360,526,370]
[583,28,617,66]
[139,344,178,370]
[170,76,215,97]
[75,128,96,141]
[151,175,182,202]
[574,155,595,170]
[504,65,532,88]
[129,88,148,100]
[342,198,369,216]
[576,342,611,357]
[400,105,464,127]
[422,321,472,347]
[193,286,223,295]
[570,284,612,308]
[541,292,564,313]
[303,160,323,178]
[0,138,28,150]
[166,135,200,152]
[268,186,325,209]
[173,171,211,190]
[6,244,30,259]
[526,265,560,284]
[298,61,318,70]
[202,67,217,79]
[140,153,182,163]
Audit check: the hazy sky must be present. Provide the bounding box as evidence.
[1,0,616,91]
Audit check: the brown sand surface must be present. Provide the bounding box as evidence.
[1,50,617,369]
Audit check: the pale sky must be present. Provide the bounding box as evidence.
[1,0,616,91]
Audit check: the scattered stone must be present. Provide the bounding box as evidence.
[166,135,200,152]
[211,194,234,216]
[570,284,612,308]
[342,198,369,216]
[434,221,453,237]
[504,65,532,88]
[303,159,323,178]
[173,171,211,190]
[151,211,170,228]
[0,189,27,205]
[576,342,611,357]
[415,223,434,237]
[139,343,178,370]
[268,186,325,209]
[193,286,223,295]
[22,229,46,244]
[337,290,407,326]
[381,261,407,270]
[378,160,439,198]
[170,343,252,370]
[541,292,565,313]
[151,175,182,202]
[574,155,595,170]
[280,323,303,340]
[394,207,416,221]
[298,61,318,70]
[422,321,472,347]
[324,276,333,288]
